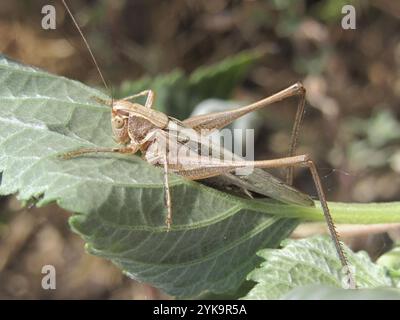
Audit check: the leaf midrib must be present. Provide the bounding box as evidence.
[92,216,285,267]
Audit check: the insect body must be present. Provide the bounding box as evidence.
[61,0,355,289]
[64,85,313,228]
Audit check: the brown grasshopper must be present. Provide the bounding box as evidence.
[61,0,355,288]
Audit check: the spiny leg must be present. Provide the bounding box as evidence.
[170,153,355,288]
[121,90,155,108]
[286,83,306,185]
[182,82,305,131]
[181,82,307,185]
[306,159,353,285]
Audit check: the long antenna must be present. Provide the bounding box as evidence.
[61,0,109,91]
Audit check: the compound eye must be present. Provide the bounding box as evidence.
[113,116,125,129]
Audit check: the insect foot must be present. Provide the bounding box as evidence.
[165,217,172,232]
[90,96,112,106]
[59,150,83,160]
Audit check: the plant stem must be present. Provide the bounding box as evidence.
[245,200,400,224]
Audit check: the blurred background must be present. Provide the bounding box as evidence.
[0,0,399,299]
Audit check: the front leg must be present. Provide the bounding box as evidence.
[60,146,136,159]
[90,96,113,107]
[121,90,155,108]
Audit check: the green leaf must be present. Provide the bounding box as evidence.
[0,54,299,297]
[242,236,393,300]
[2,55,400,298]
[377,245,400,286]
[187,50,263,108]
[282,284,400,300]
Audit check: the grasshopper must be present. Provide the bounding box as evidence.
[61,0,355,288]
